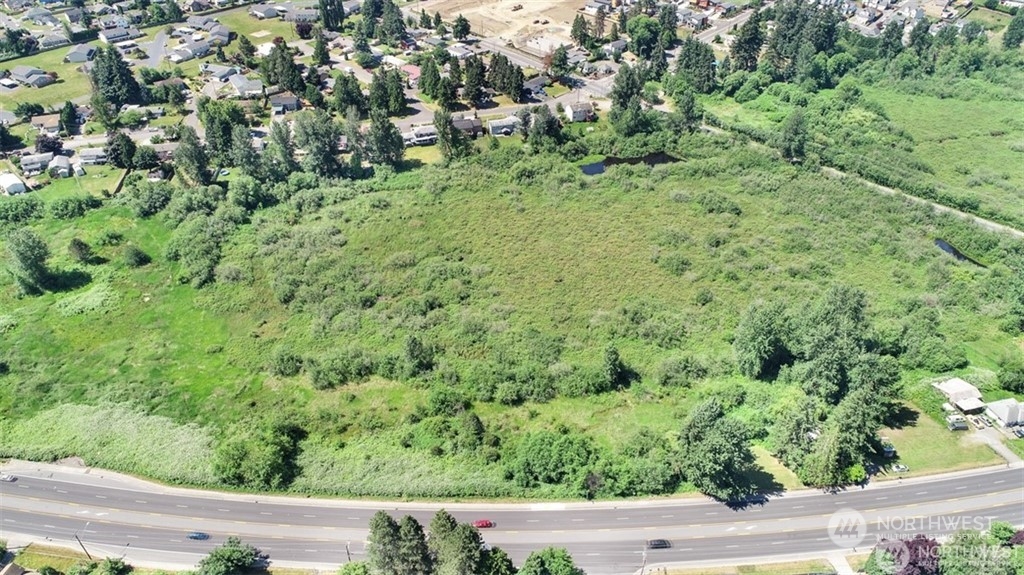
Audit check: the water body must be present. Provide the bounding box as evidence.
[935,238,986,267]
[580,152,681,175]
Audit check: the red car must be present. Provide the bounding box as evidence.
[472,519,494,528]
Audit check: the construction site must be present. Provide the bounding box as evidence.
[413,0,591,49]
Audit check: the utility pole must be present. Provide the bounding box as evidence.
[640,547,647,575]
[74,522,94,561]
[345,541,351,563]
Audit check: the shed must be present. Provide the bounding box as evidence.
[933,378,982,404]
[0,173,27,195]
[986,398,1023,427]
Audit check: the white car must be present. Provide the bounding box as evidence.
[0,473,15,482]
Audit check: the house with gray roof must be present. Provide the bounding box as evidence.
[48,155,71,178]
[488,115,521,136]
[228,74,264,98]
[11,66,54,88]
[21,152,55,175]
[78,147,107,165]
[250,4,278,18]
[66,44,97,63]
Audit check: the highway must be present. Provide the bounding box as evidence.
[1,463,1022,574]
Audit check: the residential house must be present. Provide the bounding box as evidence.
[603,39,627,57]
[270,92,301,114]
[200,63,239,81]
[683,11,709,29]
[154,77,187,93]
[422,37,446,48]
[564,102,594,123]
[402,125,438,146]
[523,75,550,98]
[228,74,264,98]
[4,0,32,11]
[38,34,70,50]
[65,44,97,63]
[0,173,27,195]
[341,0,361,14]
[23,7,57,26]
[31,114,61,136]
[719,2,738,14]
[124,9,147,24]
[183,0,211,12]
[583,0,611,16]
[64,7,86,24]
[99,27,143,44]
[113,0,136,12]
[208,25,232,46]
[401,64,421,87]
[187,14,213,28]
[185,39,212,58]
[48,155,71,178]
[488,115,521,136]
[99,14,130,29]
[21,152,55,176]
[78,147,108,165]
[452,117,483,138]
[10,66,54,88]
[447,43,473,60]
[933,378,985,413]
[285,9,318,22]
[250,4,278,18]
[89,4,114,16]
[151,143,180,161]
[986,399,1023,427]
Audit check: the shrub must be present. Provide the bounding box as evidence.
[269,346,303,377]
[96,230,124,246]
[123,245,151,267]
[658,252,691,276]
[49,195,101,220]
[68,238,95,263]
[655,355,707,387]
[0,195,44,224]
[308,346,375,389]
[426,387,469,417]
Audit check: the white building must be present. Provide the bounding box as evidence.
[933,378,985,413]
[986,398,1023,427]
[0,172,27,195]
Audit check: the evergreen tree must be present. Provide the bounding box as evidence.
[367,511,401,575]
[675,36,717,93]
[609,22,619,41]
[173,126,210,187]
[519,548,584,575]
[332,72,368,116]
[107,131,137,169]
[365,109,404,166]
[379,1,406,45]
[197,98,246,160]
[673,87,702,133]
[480,547,516,575]
[229,124,261,177]
[237,35,256,59]
[462,56,486,106]
[90,46,142,107]
[318,0,345,32]
[6,228,51,295]
[419,57,441,99]
[453,14,471,40]
[385,68,406,114]
[264,120,296,181]
[261,41,305,94]
[777,107,807,160]
[595,7,606,39]
[550,45,571,80]
[419,9,432,29]
[1005,9,1024,48]
[435,76,457,111]
[59,100,78,135]
[433,110,471,163]
[730,12,764,72]
[433,11,442,29]
[397,516,432,575]
[312,32,329,65]
[657,4,678,46]
[571,14,590,46]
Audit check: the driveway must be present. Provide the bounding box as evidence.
[139,30,168,69]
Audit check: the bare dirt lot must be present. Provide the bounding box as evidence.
[414,0,587,44]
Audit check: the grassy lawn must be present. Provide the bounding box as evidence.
[404,144,442,164]
[751,446,804,491]
[877,404,1003,478]
[216,9,301,43]
[2,46,94,109]
[31,165,126,199]
[1006,437,1024,460]
[967,7,1013,32]
[665,559,836,575]
[15,545,91,573]
[544,83,571,98]
[846,553,872,572]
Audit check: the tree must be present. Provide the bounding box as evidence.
[292,109,342,177]
[59,100,78,135]
[107,131,137,169]
[595,7,606,39]
[879,20,904,60]
[264,120,297,181]
[777,107,807,160]
[734,300,791,379]
[133,145,159,170]
[237,34,256,59]
[453,14,471,40]
[420,57,441,99]
[435,76,457,111]
[198,98,246,160]
[480,547,516,575]
[365,109,404,166]
[433,522,483,575]
[197,537,264,575]
[550,45,571,80]
[386,68,406,114]
[90,46,143,108]
[319,0,345,32]
[1005,10,1024,49]
[675,36,717,93]
[378,1,407,45]
[657,4,678,46]
[261,41,305,94]
[672,88,701,133]
[419,9,432,29]
[173,126,210,187]
[519,548,584,575]
[13,102,44,122]
[34,134,63,154]
[312,32,329,66]
[67,238,94,264]
[6,228,51,295]
[228,124,261,177]
[367,511,402,575]
[999,358,1024,393]
[679,398,757,500]
[433,11,442,29]
[332,72,367,117]
[338,564,370,575]
[433,110,471,163]
[397,516,432,575]
[940,530,1011,575]
[626,15,661,58]
[730,12,764,72]
[570,14,590,46]
[462,56,486,106]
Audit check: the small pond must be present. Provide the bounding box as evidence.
[935,239,986,267]
[580,152,681,175]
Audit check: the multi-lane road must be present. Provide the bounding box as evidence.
[1,463,1021,574]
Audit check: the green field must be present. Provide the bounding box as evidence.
[1,132,1020,498]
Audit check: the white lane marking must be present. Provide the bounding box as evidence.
[876,496,888,500]
[44,524,56,529]
[95,495,106,499]
[169,540,181,543]
[260,512,273,516]
[915,491,928,495]
[725,527,736,532]
[135,500,147,503]
[792,505,804,509]
[57,489,68,494]
[127,535,139,539]
[17,485,29,489]
[616,517,629,521]
[2,519,15,523]
[660,515,674,518]
[304,550,317,553]
[347,517,361,520]
[726,544,739,548]
[526,519,540,523]
[705,512,718,515]
[176,505,188,508]
[771,541,785,545]
[955,486,967,490]
[586,553,601,556]
[994,480,1006,484]
[745,525,756,530]
[303,514,316,518]
[571,519,584,522]
[218,509,231,512]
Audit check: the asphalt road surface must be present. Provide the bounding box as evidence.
[1,464,1022,574]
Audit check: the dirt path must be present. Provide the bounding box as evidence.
[820,167,1024,239]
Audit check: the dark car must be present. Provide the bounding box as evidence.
[646,539,671,550]
[187,532,210,540]
[472,519,495,528]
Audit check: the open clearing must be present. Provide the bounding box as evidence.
[416,0,585,42]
